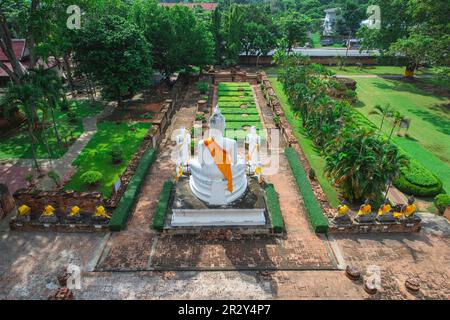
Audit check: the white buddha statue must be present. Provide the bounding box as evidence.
[174,126,191,178]
[189,106,248,205]
[245,126,262,176]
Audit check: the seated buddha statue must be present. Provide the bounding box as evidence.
[401,197,417,221]
[377,201,395,222]
[356,199,374,223]
[189,106,248,205]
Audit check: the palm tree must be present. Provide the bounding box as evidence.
[372,104,392,131]
[30,67,65,148]
[388,111,405,140]
[2,83,43,173]
[324,128,404,202]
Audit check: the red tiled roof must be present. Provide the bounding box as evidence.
[160,2,218,10]
[0,39,26,62]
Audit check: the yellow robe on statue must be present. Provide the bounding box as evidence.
[204,137,233,193]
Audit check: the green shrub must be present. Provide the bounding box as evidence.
[400,160,440,187]
[109,144,125,164]
[394,173,443,197]
[80,171,103,186]
[195,114,206,121]
[153,180,174,231]
[264,183,285,233]
[434,194,450,214]
[285,147,329,233]
[197,81,209,94]
[394,159,443,197]
[109,149,157,231]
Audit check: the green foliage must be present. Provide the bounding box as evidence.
[434,194,450,214]
[285,147,329,233]
[197,82,209,94]
[73,15,153,106]
[394,173,443,197]
[394,159,443,197]
[109,144,125,164]
[195,114,206,122]
[152,180,174,231]
[65,121,151,198]
[109,149,157,231]
[80,171,103,186]
[264,183,285,234]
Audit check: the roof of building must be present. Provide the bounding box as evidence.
[0,39,27,62]
[160,2,218,10]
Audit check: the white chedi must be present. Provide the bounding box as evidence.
[188,106,248,205]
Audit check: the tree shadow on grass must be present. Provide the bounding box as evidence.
[375,78,448,101]
[407,108,450,136]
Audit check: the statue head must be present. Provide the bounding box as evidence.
[209,105,226,136]
[250,126,257,135]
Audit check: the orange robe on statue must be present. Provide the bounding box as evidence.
[204,137,233,192]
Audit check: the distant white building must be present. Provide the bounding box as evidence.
[323,8,338,36]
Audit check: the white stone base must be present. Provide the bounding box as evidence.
[171,209,267,227]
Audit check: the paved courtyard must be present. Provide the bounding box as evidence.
[0,85,449,300]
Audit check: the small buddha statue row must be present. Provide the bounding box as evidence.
[17,204,111,224]
[334,197,417,225]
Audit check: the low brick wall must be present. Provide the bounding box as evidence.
[13,189,103,219]
[0,184,15,220]
[211,69,262,85]
[329,220,421,234]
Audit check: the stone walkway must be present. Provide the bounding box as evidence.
[0,104,116,192]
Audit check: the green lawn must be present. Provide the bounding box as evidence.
[327,65,438,76]
[0,100,102,159]
[64,121,151,199]
[270,77,340,208]
[353,76,450,193]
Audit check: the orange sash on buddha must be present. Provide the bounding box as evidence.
[204,137,233,192]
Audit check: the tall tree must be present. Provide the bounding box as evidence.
[73,15,153,108]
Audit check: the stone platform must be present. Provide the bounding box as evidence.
[165,177,271,233]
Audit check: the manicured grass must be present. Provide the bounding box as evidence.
[327,65,438,76]
[285,147,329,233]
[152,180,173,231]
[218,82,264,133]
[0,100,102,159]
[352,76,450,193]
[65,121,151,199]
[109,148,157,231]
[264,183,285,233]
[270,78,340,208]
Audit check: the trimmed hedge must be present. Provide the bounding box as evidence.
[434,194,450,214]
[394,160,443,197]
[285,147,329,233]
[264,183,285,233]
[108,149,157,231]
[152,180,174,231]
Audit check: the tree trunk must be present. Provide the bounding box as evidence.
[63,54,75,96]
[50,106,63,148]
[405,62,416,78]
[28,126,41,173]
